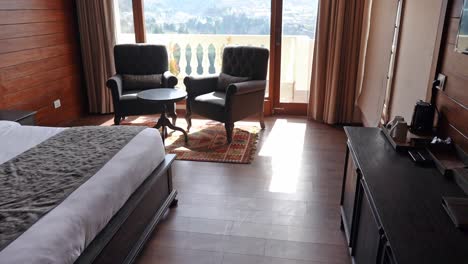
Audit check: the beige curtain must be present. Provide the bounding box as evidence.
[308,0,365,124]
[76,0,116,113]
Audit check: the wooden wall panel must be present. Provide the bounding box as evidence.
[435,91,468,135]
[0,0,67,10]
[439,44,468,106]
[0,43,76,68]
[439,117,468,152]
[435,0,468,152]
[4,64,79,95]
[0,10,67,24]
[0,53,78,81]
[0,33,70,54]
[0,22,71,40]
[0,0,84,126]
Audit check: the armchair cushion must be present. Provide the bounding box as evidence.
[192,92,227,122]
[216,73,250,92]
[122,74,162,91]
[194,92,226,107]
[120,90,141,101]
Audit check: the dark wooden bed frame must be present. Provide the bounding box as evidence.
[75,154,178,264]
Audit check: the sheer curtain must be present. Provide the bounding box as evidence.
[76,0,116,113]
[308,0,366,124]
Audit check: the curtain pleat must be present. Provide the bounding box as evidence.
[308,0,365,124]
[76,0,116,114]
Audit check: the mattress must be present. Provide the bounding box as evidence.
[0,121,165,264]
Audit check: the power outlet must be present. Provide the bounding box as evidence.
[53,99,61,109]
[436,74,446,91]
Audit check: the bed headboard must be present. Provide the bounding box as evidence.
[434,0,468,152]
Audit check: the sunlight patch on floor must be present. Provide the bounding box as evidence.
[132,116,152,124]
[259,119,306,193]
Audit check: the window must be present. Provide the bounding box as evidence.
[112,0,320,115]
[279,0,318,103]
[143,0,271,91]
[114,0,136,44]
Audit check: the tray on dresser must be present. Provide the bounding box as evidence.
[381,126,432,151]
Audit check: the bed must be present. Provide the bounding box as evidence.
[0,121,177,264]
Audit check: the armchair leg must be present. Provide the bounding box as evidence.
[225,122,234,144]
[185,111,192,132]
[259,111,266,130]
[114,115,121,125]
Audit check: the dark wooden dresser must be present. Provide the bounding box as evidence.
[0,109,36,125]
[341,127,468,264]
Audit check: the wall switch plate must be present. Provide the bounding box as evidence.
[53,99,61,109]
[436,73,446,91]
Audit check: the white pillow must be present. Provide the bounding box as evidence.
[0,120,21,130]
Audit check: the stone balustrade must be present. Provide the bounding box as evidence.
[117,33,314,102]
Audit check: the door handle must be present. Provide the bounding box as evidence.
[275,27,282,46]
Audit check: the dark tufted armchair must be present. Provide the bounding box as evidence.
[106,44,178,125]
[184,46,269,143]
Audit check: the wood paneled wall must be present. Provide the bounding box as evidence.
[435,0,468,151]
[0,0,84,126]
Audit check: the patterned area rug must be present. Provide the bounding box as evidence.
[121,118,260,164]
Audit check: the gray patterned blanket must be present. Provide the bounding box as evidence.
[0,126,146,250]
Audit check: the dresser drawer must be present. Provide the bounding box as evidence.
[341,142,361,246]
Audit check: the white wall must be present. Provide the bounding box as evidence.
[389,0,447,121]
[357,0,399,126]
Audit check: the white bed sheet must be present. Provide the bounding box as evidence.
[0,121,165,264]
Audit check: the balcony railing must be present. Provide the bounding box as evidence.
[117,33,314,103]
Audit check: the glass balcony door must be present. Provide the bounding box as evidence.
[113,0,319,115]
[270,0,317,115]
[280,0,317,104]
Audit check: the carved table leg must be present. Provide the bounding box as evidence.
[155,105,189,144]
[165,121,188,143]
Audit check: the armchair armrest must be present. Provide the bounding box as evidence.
[106,74,123,101]
[226,80,266,96]
[184,75,218,98]
[162,71,178,88]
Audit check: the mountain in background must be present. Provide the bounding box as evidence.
[117,0,317,37]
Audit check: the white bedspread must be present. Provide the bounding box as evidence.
[0,121,165,264]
